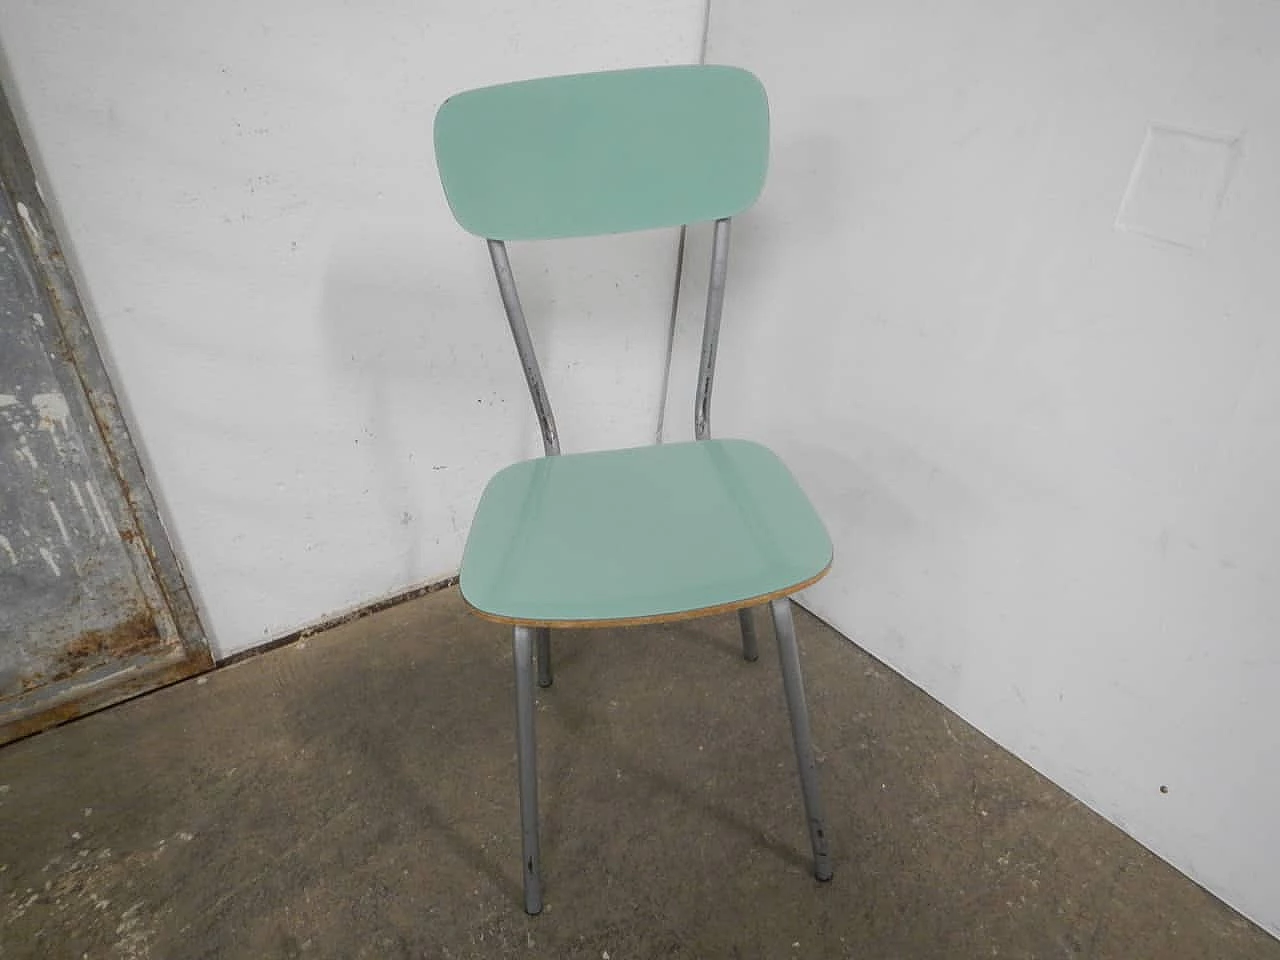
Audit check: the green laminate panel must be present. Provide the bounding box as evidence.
[434,65,768,240]
[460,439,831,623]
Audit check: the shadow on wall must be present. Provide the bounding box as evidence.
[772,421,999,692]
[319,228,486,585]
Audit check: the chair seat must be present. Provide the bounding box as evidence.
[460,439,832,626]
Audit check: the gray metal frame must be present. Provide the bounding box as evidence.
[0,78,211,742]
[535,626,552,689]
[487,216,831,915]
[487,239,560,457]
[512,625,543,914]
[737,607,760,662]
[770,597,833,880]
[694,218,731,443]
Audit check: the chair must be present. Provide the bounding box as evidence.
[433,64,833,915]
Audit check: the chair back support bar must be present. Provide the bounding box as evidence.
[487,239,561,456]
[695,218,731,442]
[488,216,732,454]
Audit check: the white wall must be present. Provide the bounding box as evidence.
[664,0,1280,936]
[0,0,705,657]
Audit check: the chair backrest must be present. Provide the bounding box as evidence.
[433,65,769,455]
[434,65,769,240]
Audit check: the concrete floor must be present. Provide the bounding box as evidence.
[1,588,1275,959]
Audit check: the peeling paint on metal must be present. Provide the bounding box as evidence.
[37,546,60,577]
[84,481,113,535]
[47,499,70,545]
[13,434,38,469]
[1,82,211,742]
[14,200,38,241]
[32,391,69,428]
[68,480,96,534]
[48,612,162,682]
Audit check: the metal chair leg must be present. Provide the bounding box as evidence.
[769,597,833,881]
[737,608,760,662]
[512,626,544,914]
[536,626,553,688]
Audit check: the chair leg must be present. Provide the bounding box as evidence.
[512,626,544,914]
[737,608,760,662]
[769,597,833,881]
[536,626,553,688]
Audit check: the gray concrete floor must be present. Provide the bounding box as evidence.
[1,587,1275,959]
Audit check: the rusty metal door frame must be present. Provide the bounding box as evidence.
[0,80,212,742]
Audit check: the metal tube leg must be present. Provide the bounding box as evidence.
[769,598,833,881]
[512,626,544,914]
[536,627,553,688]
[737,608,759,662]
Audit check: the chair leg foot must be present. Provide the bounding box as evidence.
[738,608,759,662]
[513,626,544,914]
[536,627,553,688]
[769,597,833,882]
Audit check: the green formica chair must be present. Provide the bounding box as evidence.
[434,64,833,915]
